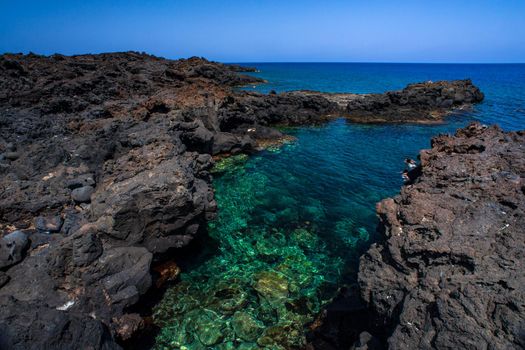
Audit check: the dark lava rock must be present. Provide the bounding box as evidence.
[35,215,63,232]
[0,230,29,269]
[66,173,96,189]
[4,151,19,160]
[71,185,94,203]
[0,296,120,350]
[28,232,55,249]
[351,332,382,350]
[344,79,484,123]
[0,272,9,288]
[358,123,525,349]
[0,52,486,349]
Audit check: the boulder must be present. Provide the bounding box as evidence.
[66,174,96,190]
[90,145,214,254]
[212,132,254,155]
[71,185,94,203]
[35,215,63,232]
[0,231,29,269]
[178,120,214,154]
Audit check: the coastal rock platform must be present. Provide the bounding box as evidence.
[359,123,525,349]
[0,52,487,348]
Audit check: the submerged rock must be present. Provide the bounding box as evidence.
[257,323,305,349]
[232,311,265,341]
[254,270,290,302]
[153,260,181,288]
[194,309,227,346]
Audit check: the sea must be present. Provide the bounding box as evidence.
[151,63,525,349]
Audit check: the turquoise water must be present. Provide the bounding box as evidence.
[153,64,525,349]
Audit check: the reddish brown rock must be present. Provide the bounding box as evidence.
[359,123,525,349]
[153,260,181,288]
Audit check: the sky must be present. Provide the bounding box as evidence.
[1,0,524,63]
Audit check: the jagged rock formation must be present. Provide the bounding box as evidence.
[298,79,484,124]
[344,79,484,123]
[358,123,525,349]
[0,52,486,348]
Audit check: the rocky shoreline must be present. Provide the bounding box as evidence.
[359,123,525,349]
[0,52,491,349]
[309,123,525,350]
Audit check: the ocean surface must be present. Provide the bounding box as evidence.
[152,64,525,349]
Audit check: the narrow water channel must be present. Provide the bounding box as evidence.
[151,118,472,349]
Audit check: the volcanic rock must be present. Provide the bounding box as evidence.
[0,230,29,269]
[71,185,94,203]
[358,123,525,349]
[35,215,63,232]
[0,51,487,348]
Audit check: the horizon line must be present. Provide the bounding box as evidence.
[227,61,525,65]
[2,50,524,65]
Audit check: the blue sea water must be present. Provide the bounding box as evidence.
[243,63,525,130]
[153,64,525,349]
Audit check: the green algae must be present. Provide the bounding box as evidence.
[211,154,249,174]
[153,138,372,349]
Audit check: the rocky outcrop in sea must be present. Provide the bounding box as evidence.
[0,52,488,348]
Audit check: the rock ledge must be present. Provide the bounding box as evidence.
[358,123,525,349]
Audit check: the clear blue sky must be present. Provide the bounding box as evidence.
[1,0,524,63]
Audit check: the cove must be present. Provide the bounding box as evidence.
[151,117,475,349]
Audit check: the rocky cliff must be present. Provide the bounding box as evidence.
[358,123,525,349]
[0,52,486,349]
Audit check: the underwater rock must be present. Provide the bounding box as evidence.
[211,154,249,174]
[113,313,144,341]
[194,309,227,346]
[212,283,249,313]
[257,323,305,349]
[291,228,320,251]
[232,311,265,341]
[153,260,181,288]
[254,270,290,303]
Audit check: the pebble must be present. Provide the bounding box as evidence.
[34,215,63,233]
[6,142,16,151]
[4,152,19,161]
[0,230,29,269]
[66,174,96,190]
[71,185,94,203]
